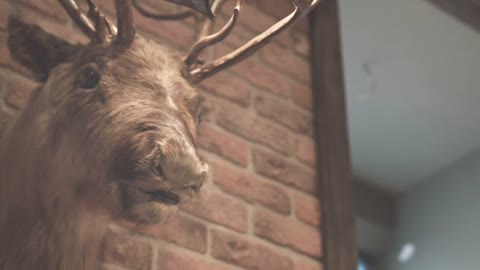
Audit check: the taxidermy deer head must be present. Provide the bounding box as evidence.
[0,0,318,268]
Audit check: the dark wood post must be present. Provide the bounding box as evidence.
[310,0,357,269]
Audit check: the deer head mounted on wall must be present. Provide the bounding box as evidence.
[3,0,319,226]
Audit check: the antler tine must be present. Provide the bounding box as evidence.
[184,0,239,67]
[58,0,97,40]
[115,0,136,46]
[132,0,196,20]
[187,0,321,83]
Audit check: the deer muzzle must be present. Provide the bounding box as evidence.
[155,137,208,191]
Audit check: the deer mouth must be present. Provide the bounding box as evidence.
[146,189,180,205]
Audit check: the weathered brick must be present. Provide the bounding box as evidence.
[102,263,127,270]
[212,161,291,214]
[181,191,248,233]
[214,14,255,49]
[97,0,195,50]
[16,8,88,44]
[103,232,153,270]
[230,55,291,98]
[296,136,317,166]
[260,43,311,84]
[295,193,322,227]
[253,148,319,194]
[134,214,207,253]
[254,208,322,258]
[291,81,313,110]
[4,75,38,110]
[137,0,176,12]
[158,248,230,270]
[255,94,312,135]
[257,0,292,19]
[216,101,294,154]
[197,124,248,167]
[296,259,325,270]
[211,229,294,270]
[295,18,310,35]
[16,0,69,21]
[292,30,310,57]
[199,71,251,107]
[230,3,276,34]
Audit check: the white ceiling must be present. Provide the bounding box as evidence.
[338,0,480,192]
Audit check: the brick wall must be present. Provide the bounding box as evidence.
[0,1,323,269]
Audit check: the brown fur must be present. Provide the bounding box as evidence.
[0,18,208,270]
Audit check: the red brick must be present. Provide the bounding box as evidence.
[229,3,275,34]
[292,30,310,57]
[16,8,88,44]
[260,42,311,84]
[257,0,292,19]
[211,229,294,270]
[16,0,69,21]
[0,109,12,139]
[97,0,195,50]
[199,71,251,107]
[137,0,176,12]
[254,208,322,258]
[4,75,38,110]
[214,14,255,49]
[253,148,319,194]
[216,101,295,154]
[103,232,153,270]
[295,18,310,35]
[158,248,230,270]
[198,95,215,123]
[134,214,207,253]
[212,161,291,214]
[231,55,291,98]
[296,259,325,270]
[181,191,248,233]
[255,94,313,135]
[295,193,322,227]
[292,83,314,111]
[197,124,248,167]
[296,136,317,166]
[292,81,313,110]
[102,264,126,270]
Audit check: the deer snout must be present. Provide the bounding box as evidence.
[156,137,208,190]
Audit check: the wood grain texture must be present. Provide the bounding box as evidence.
[310,1,358,269]
[427,0,480,32]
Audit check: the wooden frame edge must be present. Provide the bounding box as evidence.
[310,1,357,269]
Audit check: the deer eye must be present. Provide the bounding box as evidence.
[77,66,100,89]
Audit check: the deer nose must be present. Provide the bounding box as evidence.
[156,138,208,189]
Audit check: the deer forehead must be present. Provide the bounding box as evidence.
[102,37,199,109]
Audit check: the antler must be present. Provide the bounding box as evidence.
[58,0,97,40]
[58,0,135,46]
[184,0,320,83]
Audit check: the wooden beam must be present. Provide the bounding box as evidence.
[427,0,480,32]
[310,1,357,270]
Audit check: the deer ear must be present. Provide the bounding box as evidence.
[7,17,81,82]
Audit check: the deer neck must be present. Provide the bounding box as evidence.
[0,95,110,270]
[0,207,108,270]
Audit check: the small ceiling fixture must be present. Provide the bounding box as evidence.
[398,242,416,263]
